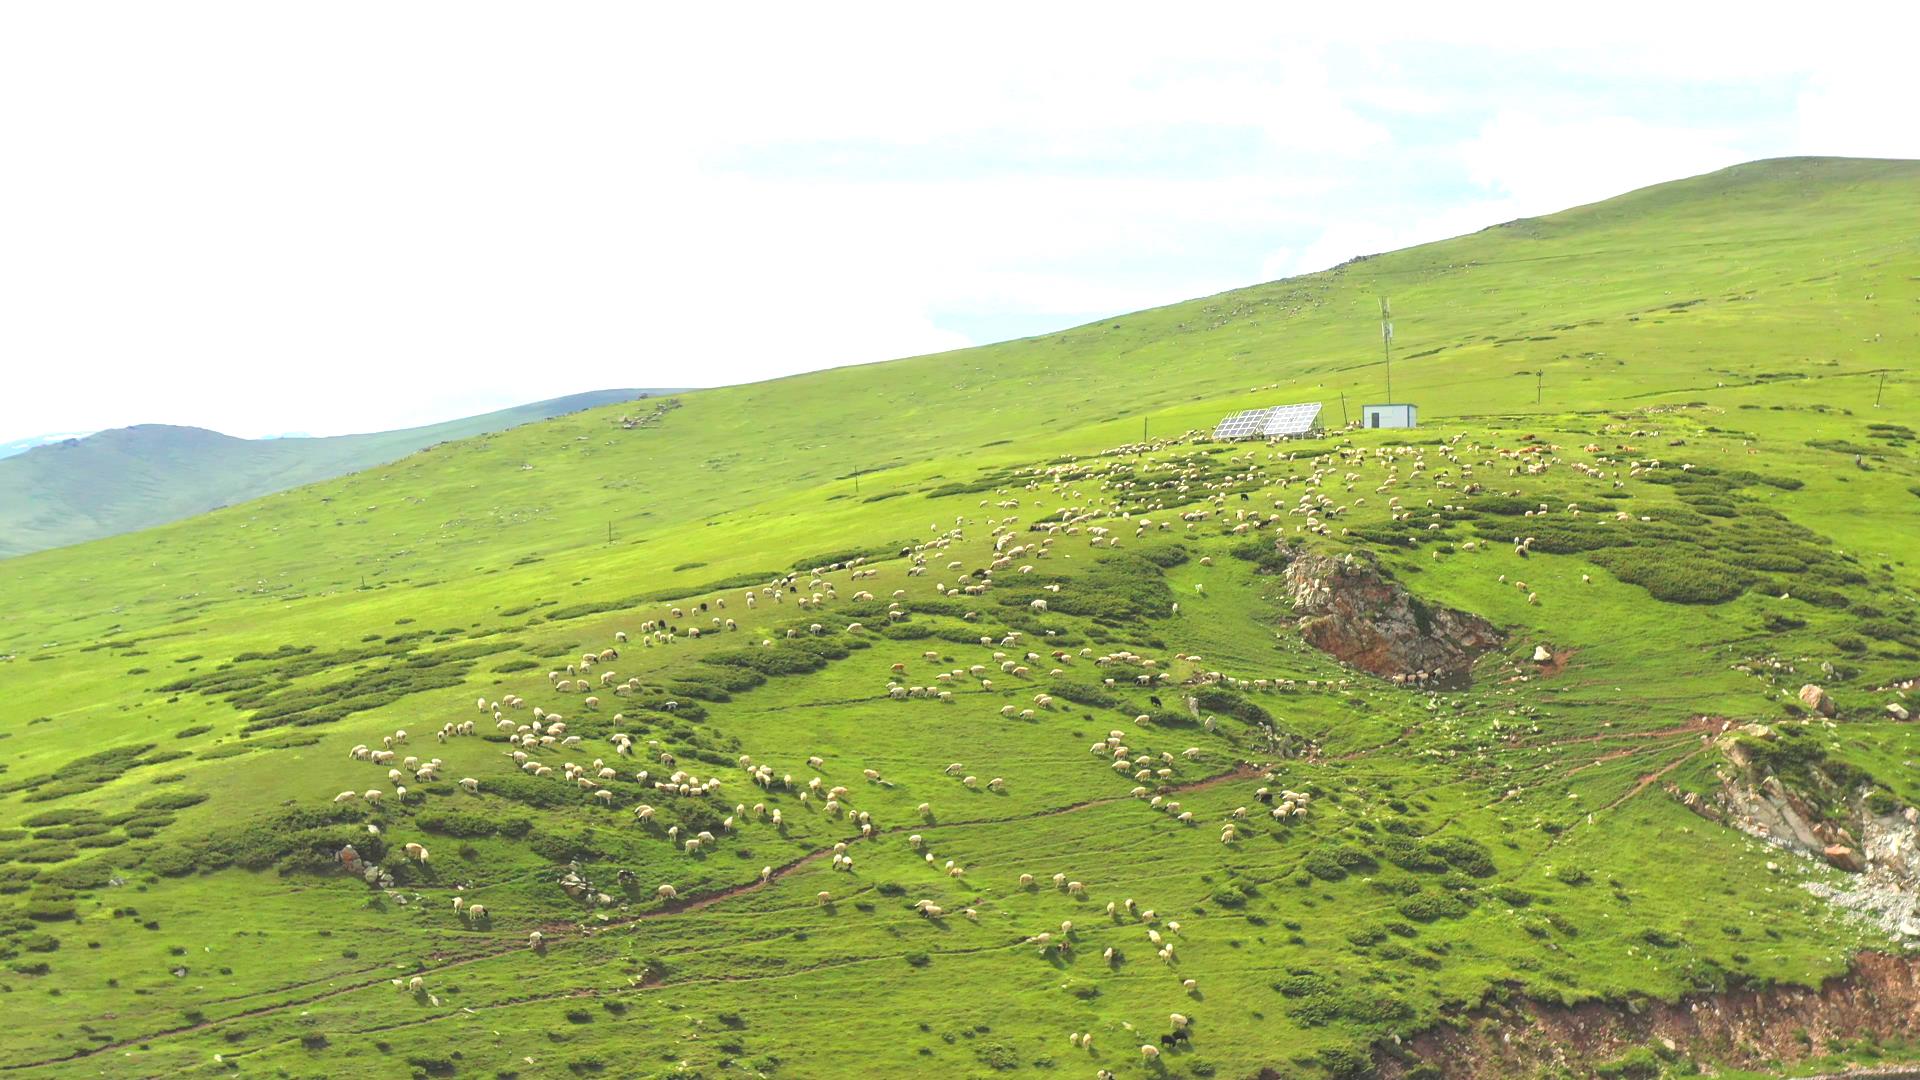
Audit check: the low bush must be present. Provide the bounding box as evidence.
[1589,548,1744,604]
[1397,890,1468,922]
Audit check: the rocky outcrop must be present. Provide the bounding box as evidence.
[1698,733,1920,938]
[1372,952,1920,1079]
[1280,550,1503,688]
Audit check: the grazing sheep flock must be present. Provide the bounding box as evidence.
[297,457,1381,1074]
[49,422,1834,1079]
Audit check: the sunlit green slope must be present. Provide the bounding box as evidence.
[0,157,1916,1079]
[4,157,1913,653]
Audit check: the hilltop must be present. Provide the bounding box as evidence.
[0,389,675,558]
[0,158,1915,1079]
[0,433,95,461]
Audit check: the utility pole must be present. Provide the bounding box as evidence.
[1536,370,1543,405]
[1877,370,1888,407]
[607,522,614,544]
[1380,297,1394,404]
[1338,392,1349,427]
[853,466,861,496]
[1143,416,1149,442]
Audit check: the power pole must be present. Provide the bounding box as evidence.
[1338,392,1349,427]
[1379,297,1394,404]
[853,466,861,495]
[1536,370,1543,405]
[1877,370,1888,407]
[1143,416,1149,442]
[607,522,614,544]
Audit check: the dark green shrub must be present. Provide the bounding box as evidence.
[1396,891,1468,922]
[1428,835,1496,877]
[137,792,208,812]
[1301,849,1347,882]
[1589,549,1744,604]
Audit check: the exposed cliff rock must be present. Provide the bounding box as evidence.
[1373,952,1920,1079]
[1280,549,1504,688]
[1683,730,1920,938]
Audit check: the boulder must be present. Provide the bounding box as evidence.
[1532,645,1553,663]
[1889,703,1912,722]
[1798,684,1836,717]
[1823,844,1865,873]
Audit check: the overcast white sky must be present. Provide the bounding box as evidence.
[2,2,1915,442]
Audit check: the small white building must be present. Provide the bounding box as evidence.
[1361,403,1416,430]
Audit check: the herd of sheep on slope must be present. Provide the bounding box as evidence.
[333,430,1659,1063]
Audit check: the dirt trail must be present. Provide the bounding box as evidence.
[0,762,1264,1072]
[1514,713,1721,749]
[1602,744,1710,811]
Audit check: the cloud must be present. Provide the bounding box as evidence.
[1457,110,1753,212]
[1796,70,1920,160]
[0,2,1911,441]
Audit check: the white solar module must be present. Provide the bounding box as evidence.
[1258,402,1322,436]
[1211,401,1323,440]
[1212,408,1271,440]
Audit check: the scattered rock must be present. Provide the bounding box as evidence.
[1532,645,1553,663]
[1889,703,1911,722]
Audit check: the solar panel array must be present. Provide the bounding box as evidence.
[1212,401,1323,440]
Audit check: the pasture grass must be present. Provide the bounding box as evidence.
[0,157,1917,1077]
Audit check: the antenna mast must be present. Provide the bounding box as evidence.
[1380,297,1394,404]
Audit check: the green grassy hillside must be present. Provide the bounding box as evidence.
[0,389,669,559]
[0,157,1916,1079]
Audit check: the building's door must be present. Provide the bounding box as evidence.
[1369,413,1379,428]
